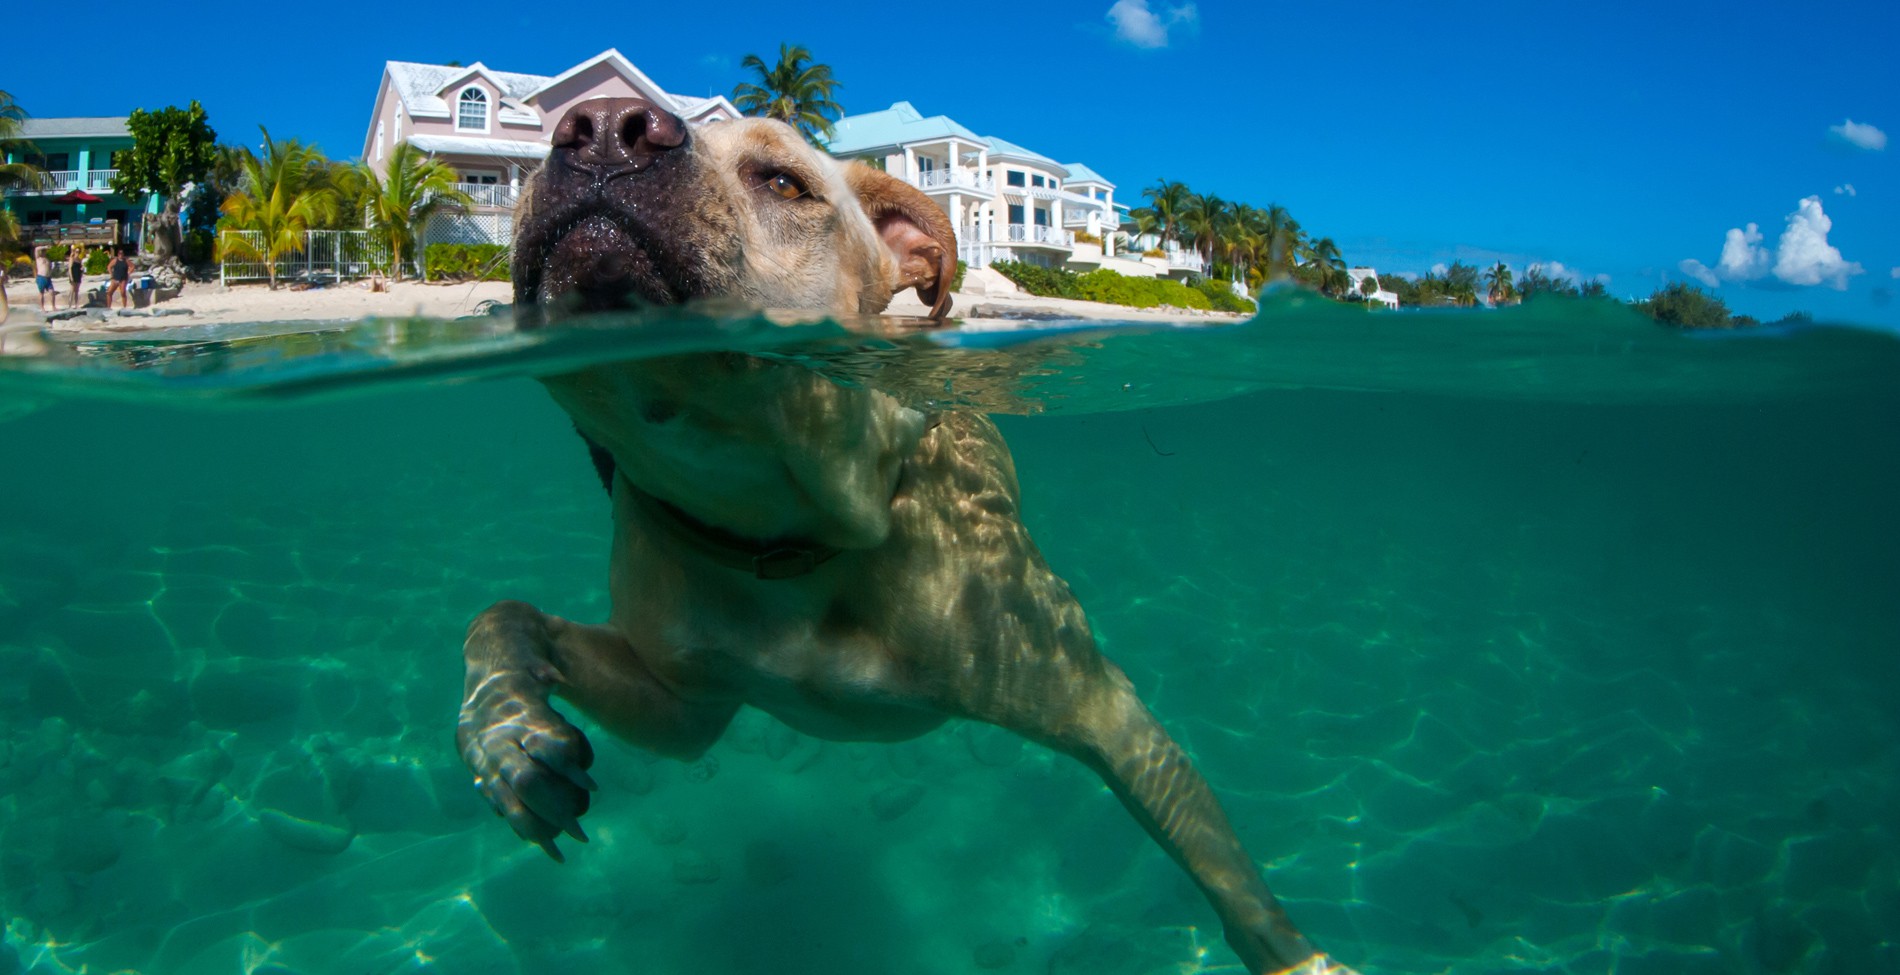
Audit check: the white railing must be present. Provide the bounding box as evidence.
[912,168,993,193]
[456,183,519,208]
[5,169,121,194]
[1063,207,1115,226]
[220,229,397,285]
[958,241,998,269]
[1006,224,1072,247]
[1167,250,1205,271]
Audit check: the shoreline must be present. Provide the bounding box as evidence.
[1,275,1245,336]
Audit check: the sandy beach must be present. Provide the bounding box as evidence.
[1,268,1244,335]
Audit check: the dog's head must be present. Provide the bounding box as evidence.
[512,97,957,322]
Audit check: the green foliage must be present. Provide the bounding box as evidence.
[734,44,844,146]
[218,127,341,288]
[353,143,471,280]
[182,229,215,266]
[44,244,69,260]
[1073,229,1102,246]
[110,102,218,207]
[991,260,1080,299]
[425,243,510,282]
[1640,282,1733,328]
[1193,278,1255,313]
[85,249,109,275]
[951,260,966,294]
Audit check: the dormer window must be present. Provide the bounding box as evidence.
[457,88,489,131]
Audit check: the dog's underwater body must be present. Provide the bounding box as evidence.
[456,97,1354,975]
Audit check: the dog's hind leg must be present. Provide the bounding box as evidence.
[990,656,1353,975]
[457,599,735,860]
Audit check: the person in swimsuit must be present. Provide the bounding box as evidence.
[68,243,86,308]
[106,247,132,309]
[34,245,57,312]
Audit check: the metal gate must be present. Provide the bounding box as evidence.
[219,230,399,285]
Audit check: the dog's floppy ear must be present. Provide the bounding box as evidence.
[843,164,958,318]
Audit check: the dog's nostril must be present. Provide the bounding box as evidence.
[622,117,645,152]
[573,116,594,147]
[552,98,686,167]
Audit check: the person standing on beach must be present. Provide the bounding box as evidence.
[35,245,57,312]
[106,247,131,309]
[68,243,86,308]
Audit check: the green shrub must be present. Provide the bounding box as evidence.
[951,260,966,294]
[85,249,110,275]
[425,243,510,282]
[1075,269,1213,310]
[1193,278,1255,313]
[991,260,1080,298]
[182,229,215,266]
[45,244,69,260]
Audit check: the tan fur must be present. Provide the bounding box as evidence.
[460,105,1351,975]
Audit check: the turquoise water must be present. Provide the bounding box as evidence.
[0,298,1895,974]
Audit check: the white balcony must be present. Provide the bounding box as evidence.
[1166,250,1206,272]
[911,168,993,194]
[455,183,519,208]
[1005,223,1073,248]
[4,169,122,195]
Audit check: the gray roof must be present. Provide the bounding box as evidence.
[406,134,551,160]
[14,117,130,140]
[825,102,985,155]
[385,61,548,119]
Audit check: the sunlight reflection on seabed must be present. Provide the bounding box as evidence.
[0,302,1893,974]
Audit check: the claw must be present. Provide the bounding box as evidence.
[534,836,566,863]
[564,819,590,843]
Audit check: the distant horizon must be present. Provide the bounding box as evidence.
[7,0,1894,325]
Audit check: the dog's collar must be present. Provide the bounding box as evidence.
[621,476,841,581]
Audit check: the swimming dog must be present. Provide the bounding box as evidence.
[457,97,1353,975]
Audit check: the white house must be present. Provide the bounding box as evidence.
[824,102,1204,279]
[360,50,739,245]
[1346,265,1401,309]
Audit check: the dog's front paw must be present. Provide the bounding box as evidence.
[457,676,598,861]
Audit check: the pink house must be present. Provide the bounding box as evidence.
[360,49,739,243]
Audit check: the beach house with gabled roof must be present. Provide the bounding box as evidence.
[360,49,739,243]
[826,102,1176,278]
[2,116,164,247]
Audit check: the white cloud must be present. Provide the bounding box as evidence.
[1828,119,1887,151]
[1892,267,1899,279]
[1680,198,1863,290]
[1106,0,1198,48]
[1773,196,1863,289]
[1833,183,1857,196]
[1430,262,1449,276]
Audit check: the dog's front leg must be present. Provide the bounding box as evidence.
[457,599,734,861]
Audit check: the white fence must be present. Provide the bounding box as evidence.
[219,230,399,285]
[421,212,513,248]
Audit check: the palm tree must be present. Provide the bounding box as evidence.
[1264,204,1302,281]
[1180,192,1227,266]
[0,90,41,196]
[1140,179,1191,250]
[218,128,340,289]
[1443,261,1480,306]
[732,44,844,146]
[1484,261,1515,305]
[1302,236,1346,295]
[349,143,471,280]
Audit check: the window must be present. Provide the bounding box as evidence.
[1007,204,1024,225]
[1006,171,1025,187]
[461,172,499,185]
[1034,207,1050,227]
[375,121,384,161]
[457,88,489,131]
[1031,175,1045,188]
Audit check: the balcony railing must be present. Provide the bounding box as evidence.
[1166,250,1206,270]
[1005,224,1073,247]
[4,169,122,195]
[455,183,519,208]
[912,168,993,193]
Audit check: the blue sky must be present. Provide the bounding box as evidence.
[9,0,1897,323]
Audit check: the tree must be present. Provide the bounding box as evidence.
[1302,237,1346,295]
[217,128,339,289]
[1578,279,1608,299]
[1181,192,1227,265]
[350,142,471,280]
[109,101,219,261]
[1139,179,1191,250]
[732,44,844,146]
[1443,261,1480,306]
[1484,261,1516,305]
[0,90,39,197]
[1640,282,1732,328]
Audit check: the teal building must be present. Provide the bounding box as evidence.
[2,117,162,246]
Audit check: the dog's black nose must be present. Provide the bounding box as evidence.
[550,97,686,174]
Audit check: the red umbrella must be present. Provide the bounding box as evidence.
[53,189,103,204]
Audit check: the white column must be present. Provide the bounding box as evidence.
[903,146,916,184]
[977,149,988,185]
[949,193,962,241]
[948,140,959,175]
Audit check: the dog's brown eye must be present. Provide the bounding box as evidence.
[764,172,806,200]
